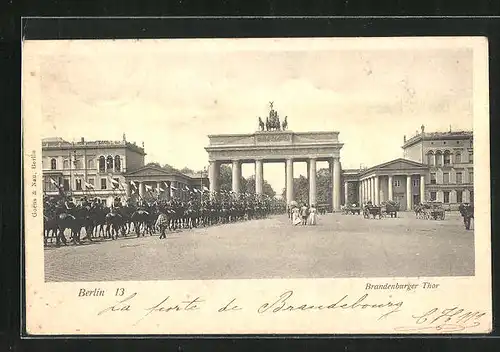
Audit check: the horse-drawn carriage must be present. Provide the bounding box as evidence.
[363,203,382,219]
[415,202,445,220]
[381,201,400,218]
[342,204,361,215]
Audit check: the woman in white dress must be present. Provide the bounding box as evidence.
[307,204,318,225]
[292,206,302,226]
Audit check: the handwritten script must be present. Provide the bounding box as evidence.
[394,307,486,332]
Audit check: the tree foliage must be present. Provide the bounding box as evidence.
[218,165,276,197]
[281,168,332,205]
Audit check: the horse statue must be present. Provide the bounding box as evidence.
[258,117,265,131]
[282,116,288,130]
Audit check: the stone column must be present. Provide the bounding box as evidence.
[420,174,425,204]
[309,158,317,206]
[344,181,349,205]
[357,181,362,206]
[156,181,161,196]
[332,158,341,211]
[374,176,379,205]
[388,175,393,201]
[232,160,241,194]
[406,175,412,210]
[138,181,144,198]
[286,158,294,204]
[165,182,171,201]
[255,159,264,195]
[124,182,131,198]
[367,178,371,202]
[209,161,220,197]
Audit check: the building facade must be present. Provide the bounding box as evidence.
[42,136,147,205]
[340,127,474,210]
[42,136,209,205]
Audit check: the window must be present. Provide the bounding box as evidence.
[394,179,401,187]
[456,190,463,203]
[412,179,419,187]
[63,179,70,191]
[427,152,434,166]
[114,155,121,172]
[443,173,449,184]
[468,151,473,163]
[456,172,463,184]
[430,173,436,184]
[75,179,82,191]
[470,190,474,203]
[87,158,94,169]
[435,152,443,166]
[63,159,70,169]
[50,158,57,170]
[99,156,106,172]
[469,169,474,183]
[74,159,82,169]
[113,178,120,189]
[444,152,451,165]
[455,152,462,163]
[101,178,107,190]
[443,191,450,203]
[430,192,437,201]
[106,156,114,170]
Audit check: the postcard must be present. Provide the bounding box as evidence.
[23,36,491,334]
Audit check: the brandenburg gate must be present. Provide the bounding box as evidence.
[205,103,344,210]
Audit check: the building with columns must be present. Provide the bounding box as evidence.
[42,135,146,205]
[205,130,343,211]
[42,136,208,206]
[341,127,474,211]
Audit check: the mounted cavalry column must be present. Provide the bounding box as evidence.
[232,160,241,194]
[286,158,294,204]
[332,157,341,211]
[309,158,317,206]
[406,175,412,210]
[255,159,264,195]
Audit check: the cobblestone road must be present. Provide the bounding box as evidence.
[44,212,474,282]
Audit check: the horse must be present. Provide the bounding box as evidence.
[459,203,474,230]
[56,212,80,245]
[105,212,125,239]
[131,209,150,236]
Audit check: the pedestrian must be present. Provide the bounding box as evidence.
[300,203,309,225]
[307,204,318,225]
[292,206,302,226]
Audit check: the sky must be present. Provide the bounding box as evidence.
[32,38,474,195]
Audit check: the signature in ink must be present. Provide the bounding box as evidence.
[394,307,486,332]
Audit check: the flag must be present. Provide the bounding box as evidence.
[184,185,190,191]
[171,185,178,190]
[85,182,94,189]
[203,186,209,192]
[131,181,137,189]
[159,187,165,193]
[145,184,153,192]
[163,181,169,188]
[50,178,60,187]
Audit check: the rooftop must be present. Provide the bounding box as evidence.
[402,129,472,149]
[42,136,146,155]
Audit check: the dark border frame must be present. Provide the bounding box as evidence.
[3,14,500,351]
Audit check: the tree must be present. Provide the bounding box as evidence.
[162,163,179,172]
[180,167,195,174]
[244,176,276,198]
[281,168,332,205]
